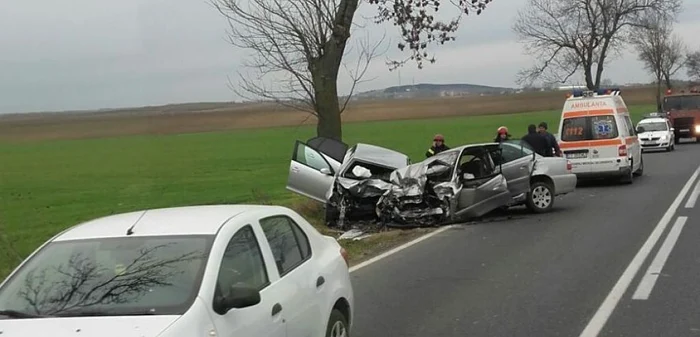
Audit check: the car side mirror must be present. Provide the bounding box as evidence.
[215,285,261,314]
[670,127,675,131]
[319,168,332,175]
[636,126,645,133]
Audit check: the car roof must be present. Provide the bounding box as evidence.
[53,205,287,242]
[638,117,667,124]
[444,142,501,153]
[349,143,409,168]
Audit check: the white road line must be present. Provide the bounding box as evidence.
[578,165,700,337]
[684,178,700,208]
[631,216,688,300]
[349,225,454,273]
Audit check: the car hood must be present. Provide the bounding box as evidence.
[0,315,179,337]
[638,131,669,138]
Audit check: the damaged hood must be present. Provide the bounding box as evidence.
[337,176,393,197]
[387,157,457,200]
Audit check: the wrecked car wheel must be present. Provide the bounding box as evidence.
[526,181,554,213]
[325,206,340,227]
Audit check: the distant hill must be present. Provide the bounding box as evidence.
[351,83,517,100]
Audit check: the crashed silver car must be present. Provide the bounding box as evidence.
[377,140,578,227]
[286,137,410,228]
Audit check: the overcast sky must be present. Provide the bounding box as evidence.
[1,0,699,113]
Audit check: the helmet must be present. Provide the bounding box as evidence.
[497,126,508,135]
[434,134,445,141]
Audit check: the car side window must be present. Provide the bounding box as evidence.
[260,215,312,276]
[499,143,527,164]
[294,142,331,172]
[215,225,269,299]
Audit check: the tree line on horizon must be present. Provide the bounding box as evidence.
[212,0,700,141]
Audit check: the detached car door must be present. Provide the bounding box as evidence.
[454,145,511,219]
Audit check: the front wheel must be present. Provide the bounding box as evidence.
[326,309,350,337]
[526,181,554,213]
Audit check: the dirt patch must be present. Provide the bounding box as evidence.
[0,87,656,142]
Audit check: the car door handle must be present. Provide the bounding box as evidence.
[316,276,325,287]
[271,303,282,316]
[519,165,528,170]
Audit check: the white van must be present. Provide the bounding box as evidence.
[556,89,643,184]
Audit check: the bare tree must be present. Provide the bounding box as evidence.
[632,16,685,110]
[213,0,494,140]
[513,0,681,90]
[688,50,700,84]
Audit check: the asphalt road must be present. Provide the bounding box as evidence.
[350,141,700,337]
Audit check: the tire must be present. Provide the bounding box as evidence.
[671,142,676,151]
[526,181,554,213]
[326,309,350,337]
[325,206,339,227]
[620,160,634,184]
[633,155,644,176]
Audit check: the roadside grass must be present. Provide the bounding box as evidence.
[0,105,654,277]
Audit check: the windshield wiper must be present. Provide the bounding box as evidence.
[55,309,158,317]
[0,309,47,319]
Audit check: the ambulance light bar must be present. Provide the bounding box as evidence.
[570,88,621,97]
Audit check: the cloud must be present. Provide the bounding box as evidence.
[0,0,699,113]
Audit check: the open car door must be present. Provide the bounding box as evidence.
[454,145,511,219]
[286,137,349,203]
[495,141,536,197]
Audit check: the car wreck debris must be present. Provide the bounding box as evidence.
[377,153,460,228]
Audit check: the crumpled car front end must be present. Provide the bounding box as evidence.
[328,176,393,227]
[377,158,459,227]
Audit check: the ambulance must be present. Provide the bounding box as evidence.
[556,88,643,184]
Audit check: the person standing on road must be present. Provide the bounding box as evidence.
[521,124,551,156]
[426,134,450,157]
[538,122,562,157]
[494,126,511,143]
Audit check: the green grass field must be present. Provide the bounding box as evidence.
[0,105,654,277]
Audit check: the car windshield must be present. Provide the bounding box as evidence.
[560,115,619,141]
[663,96,700,110]
[0,235,214,317]
[638,122,667,132]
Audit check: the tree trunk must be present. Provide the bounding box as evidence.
[313,71,343,140]
[663,74,672,89]
[655,78,662,112]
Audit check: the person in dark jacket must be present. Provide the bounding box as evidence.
[426,134,450,157]
[494,126,512,143]
[521,124,552,157]
[538,122,562,157]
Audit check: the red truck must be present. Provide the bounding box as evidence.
[664,88,700,143]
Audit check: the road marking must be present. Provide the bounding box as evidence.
[685,178,700,208]
[349,225,454,273]
[578,165,700,337]
[632,216,688,300]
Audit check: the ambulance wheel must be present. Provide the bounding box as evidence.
[620,162,634,184]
